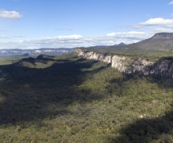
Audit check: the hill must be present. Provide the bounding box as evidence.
[87,32,173,55]
[123,32,173,54]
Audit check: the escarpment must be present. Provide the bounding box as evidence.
[74,48,173,77]
[75,49,112,63]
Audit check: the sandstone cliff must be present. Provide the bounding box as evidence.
[74,48,173,77]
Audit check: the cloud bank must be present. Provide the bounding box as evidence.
[106,31,148,40]
[0,32,153,49]
[0,10,22,19]
[140,18,173,26]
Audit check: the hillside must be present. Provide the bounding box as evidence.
[123,32,173,54]
[0,53,173,142]
[87,32,173,55]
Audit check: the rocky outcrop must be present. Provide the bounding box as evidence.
[74,48,173,77]
[150,59,173,77]
[151,33,173,40]
[74,48,112,63]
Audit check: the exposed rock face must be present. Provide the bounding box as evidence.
[74,48,112,63]
[124,58,153,75]
[151,33,173,40]
[150,60,173,77]
[111,55,131,73]
[74,48,173,77]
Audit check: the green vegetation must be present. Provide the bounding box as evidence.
[0,56,28,65]
[0,54,173,142]
[86,47,173,62]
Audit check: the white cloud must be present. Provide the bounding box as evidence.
[138,17,173,34]
[0,35,84,49]
[106,33,115,37]
[169,1,173,5]
[2,17,173,49]
[140,18,173,26]
[106,31,149,41]
[57,34,83,40]
[0,10,22,19]
[151,27,173,33]
[0,32,153,49]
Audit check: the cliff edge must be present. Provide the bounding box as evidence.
[74,48,173,77]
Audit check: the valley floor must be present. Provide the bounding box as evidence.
[0,54,173,143]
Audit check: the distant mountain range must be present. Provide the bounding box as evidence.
[1,32,173,56]
[121,32,173,54]
[84,42,126,49]
[0,48,73,56]
[86,32,173,55]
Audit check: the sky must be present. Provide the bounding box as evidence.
[0,0,173,49]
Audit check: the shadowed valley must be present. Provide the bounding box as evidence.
[1,33,173,142]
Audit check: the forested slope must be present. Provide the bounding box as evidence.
[0,54,173,142]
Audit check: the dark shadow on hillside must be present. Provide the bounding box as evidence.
[145,56,173,89]
[107,56,173,95]
[106,71,173,142]
[18,55,59,65]
[109,110,173,143]
[0,56,106,124]
[105,74,173,143]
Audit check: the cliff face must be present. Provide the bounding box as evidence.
[151,33,173,40]
[75,49,112,63]
[74,48,173,77]
[151,60,173,77]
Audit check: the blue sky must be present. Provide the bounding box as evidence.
[0,0,173,49]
